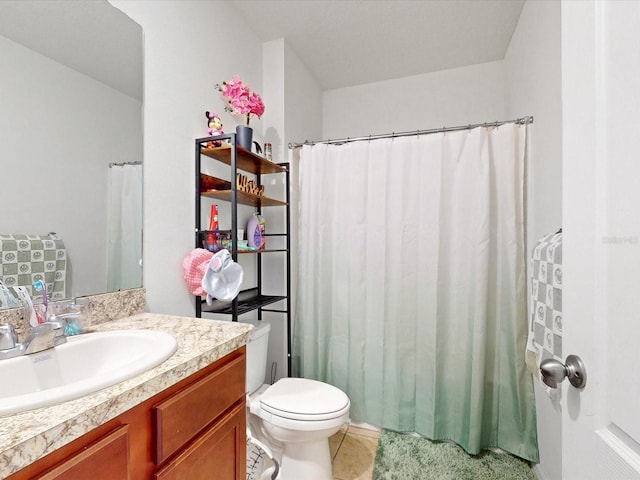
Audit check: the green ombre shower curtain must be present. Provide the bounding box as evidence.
[293,123,538,462]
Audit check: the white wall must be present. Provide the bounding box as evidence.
[322,60,506,140]
[284,42,323,148]
[504,2,562,479]
[283,40,323,378]
[263,39,286,163]
[262,38,323,158]
[260,38,323,379]
[111,0,264,316]
[505,1,563,256]
[0,34,142,299]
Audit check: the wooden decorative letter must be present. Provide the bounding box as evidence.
[236,174,264,197]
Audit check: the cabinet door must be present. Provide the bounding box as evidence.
[153,353,245,464]
[34,425,130,480]
[154,402,246,480]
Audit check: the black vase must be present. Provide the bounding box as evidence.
[236,125,253,151]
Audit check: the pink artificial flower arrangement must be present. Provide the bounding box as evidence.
[216,76,265,126]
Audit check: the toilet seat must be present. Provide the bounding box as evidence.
[259,378,350,421]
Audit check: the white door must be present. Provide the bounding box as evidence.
[562,1,640,478]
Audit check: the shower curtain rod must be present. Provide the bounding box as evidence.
[288,116,533,149]
[109,161,142,167]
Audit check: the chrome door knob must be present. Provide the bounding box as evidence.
[540,354,587,390]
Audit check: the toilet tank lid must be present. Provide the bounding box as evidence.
[249,321,271,341]
[260,378,350,419]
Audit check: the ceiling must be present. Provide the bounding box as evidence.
[0,0,142,101]
[0,1,525,98]
[230,0,526,90]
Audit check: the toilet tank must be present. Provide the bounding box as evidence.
[246,322,271,394]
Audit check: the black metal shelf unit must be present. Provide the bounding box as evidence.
[194,133,291,373]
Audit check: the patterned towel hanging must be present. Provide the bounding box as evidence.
[0,233,67,303]
[526,230,563,367]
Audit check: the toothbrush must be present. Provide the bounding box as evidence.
[32,280,48,323]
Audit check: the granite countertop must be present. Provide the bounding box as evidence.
[0,313,253,478]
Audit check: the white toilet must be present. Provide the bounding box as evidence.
[246,322,350,480]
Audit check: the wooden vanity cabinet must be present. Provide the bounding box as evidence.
[7,347,246,480]
[152,351,246,478]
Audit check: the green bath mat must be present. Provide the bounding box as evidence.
[372,430,535,480]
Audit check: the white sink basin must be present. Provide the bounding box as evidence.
[0,330,177,417]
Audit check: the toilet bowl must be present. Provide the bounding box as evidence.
[246,322,350,480]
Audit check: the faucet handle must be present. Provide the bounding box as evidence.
[47,311,84,337]
[48,311,80,322]
[0,325,18,350]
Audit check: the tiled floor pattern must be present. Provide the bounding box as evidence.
[330,424,381,480]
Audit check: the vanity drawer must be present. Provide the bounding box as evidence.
[34,425,130,480]
[153,402,245,480]
[153,352,245,465]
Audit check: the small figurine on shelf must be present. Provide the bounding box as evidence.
[205,111,224,148]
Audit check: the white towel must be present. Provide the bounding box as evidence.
[201,249,243,304]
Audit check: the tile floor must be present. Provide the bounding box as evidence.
[330,424,381,480]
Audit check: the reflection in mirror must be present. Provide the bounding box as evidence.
[0,0,143,309]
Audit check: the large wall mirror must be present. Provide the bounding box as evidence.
[0,0,143,309]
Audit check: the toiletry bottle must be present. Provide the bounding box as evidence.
[247,213,265,250]
[207,204,219,251]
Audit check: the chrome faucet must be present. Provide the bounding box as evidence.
[0,319,69,360]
